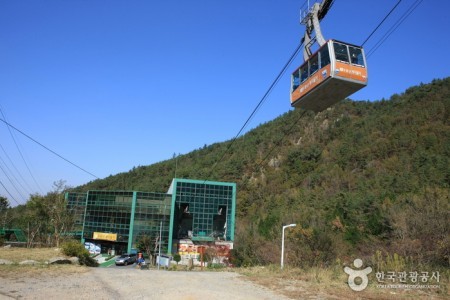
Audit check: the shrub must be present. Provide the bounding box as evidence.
[173,253,181,265]
[61,240,98,267]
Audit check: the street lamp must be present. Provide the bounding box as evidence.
[281,224,296,269]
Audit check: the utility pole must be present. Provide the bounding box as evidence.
[158,220,162,270]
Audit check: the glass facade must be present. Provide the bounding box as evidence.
[83,191,134,244]
[132,192,171,253]
[168,179,236,252]
[66,192,87,235]
[65,178,236,255]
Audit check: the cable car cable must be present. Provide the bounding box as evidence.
[0,161,27,203]
[367,0,423,58]
[246,0,425,184]
[0,108,45,194]
[0,179,20,206]
[236,0,411,183]
[0,118,99,180]
[204,0,417,183]
[203,41,304,181]
[0,144,34,197]
[361,0,402,47]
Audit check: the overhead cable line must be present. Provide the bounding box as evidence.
[204,42,304,180]
[0,161,27,202]
[0,108,44,194]
[243,0,425,180]
[0,118,99,179]
[249,0,421,175]
[203,41,304,181]
[361,0,402,46]
[367,0,423,58]
[0,179,20,206]
[204,0,421,183]
[0,144,34,196]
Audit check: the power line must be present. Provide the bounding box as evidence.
[0,118,99,180]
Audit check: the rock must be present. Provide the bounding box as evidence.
[69,257,80,265]
[48,257,72,264]
[3,244,11,248]
[0,259,13,265]
[19,260,39,265]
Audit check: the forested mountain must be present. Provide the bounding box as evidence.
[76,77,449,268]
[5,78,448,268]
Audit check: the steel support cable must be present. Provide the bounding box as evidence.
[361,0,402,47]
[0,144,34,196]
[0,161,27,202]
[203,0,413,182]
[0,108,44,193]
[367,0,423,58]
[203,42,304,181]
[249,0,423,180]
[0,118,99,179]
[0,179,20,206]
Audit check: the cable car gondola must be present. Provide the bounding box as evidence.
[290,0,368,112]
[290,39,368,112]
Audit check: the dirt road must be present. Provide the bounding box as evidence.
[0,268,291,300]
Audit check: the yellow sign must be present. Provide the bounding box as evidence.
[93,232,117,241]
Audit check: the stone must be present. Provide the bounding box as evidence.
[0,259,13,265]
[69,257,80,265]
[19,260,39,265]
[48,257,72,264]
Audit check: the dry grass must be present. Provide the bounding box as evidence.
[0,248,447,299]
[235,265,449,300]
[0,247,64,263]
[0,247,89,278]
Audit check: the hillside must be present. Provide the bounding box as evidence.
[78,78,450,267]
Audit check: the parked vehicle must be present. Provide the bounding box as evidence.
[115,253,137,266]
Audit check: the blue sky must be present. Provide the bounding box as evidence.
[1,0,449,206]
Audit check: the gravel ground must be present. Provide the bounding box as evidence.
[0,268,291,300]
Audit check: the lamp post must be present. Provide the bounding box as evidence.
[158,220,162,270]
[281,224,296,269]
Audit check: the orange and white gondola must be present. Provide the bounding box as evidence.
[290,39,368,112]
[290,0,368,112]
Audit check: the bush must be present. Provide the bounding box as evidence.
[173,254,181,265]
[61,240,98,267]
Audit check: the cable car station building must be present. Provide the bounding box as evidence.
[66,178,236,260]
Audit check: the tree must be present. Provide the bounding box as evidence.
[0,196,9,211]
[0,196,10,229]
[27,180,75,247]
[136,234,160,266]
[173,253,181,265]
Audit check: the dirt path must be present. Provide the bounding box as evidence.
[0,268,291,300]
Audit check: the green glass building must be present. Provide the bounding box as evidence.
[66,178,236,255]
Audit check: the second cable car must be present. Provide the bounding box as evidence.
[290,39,368,112]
